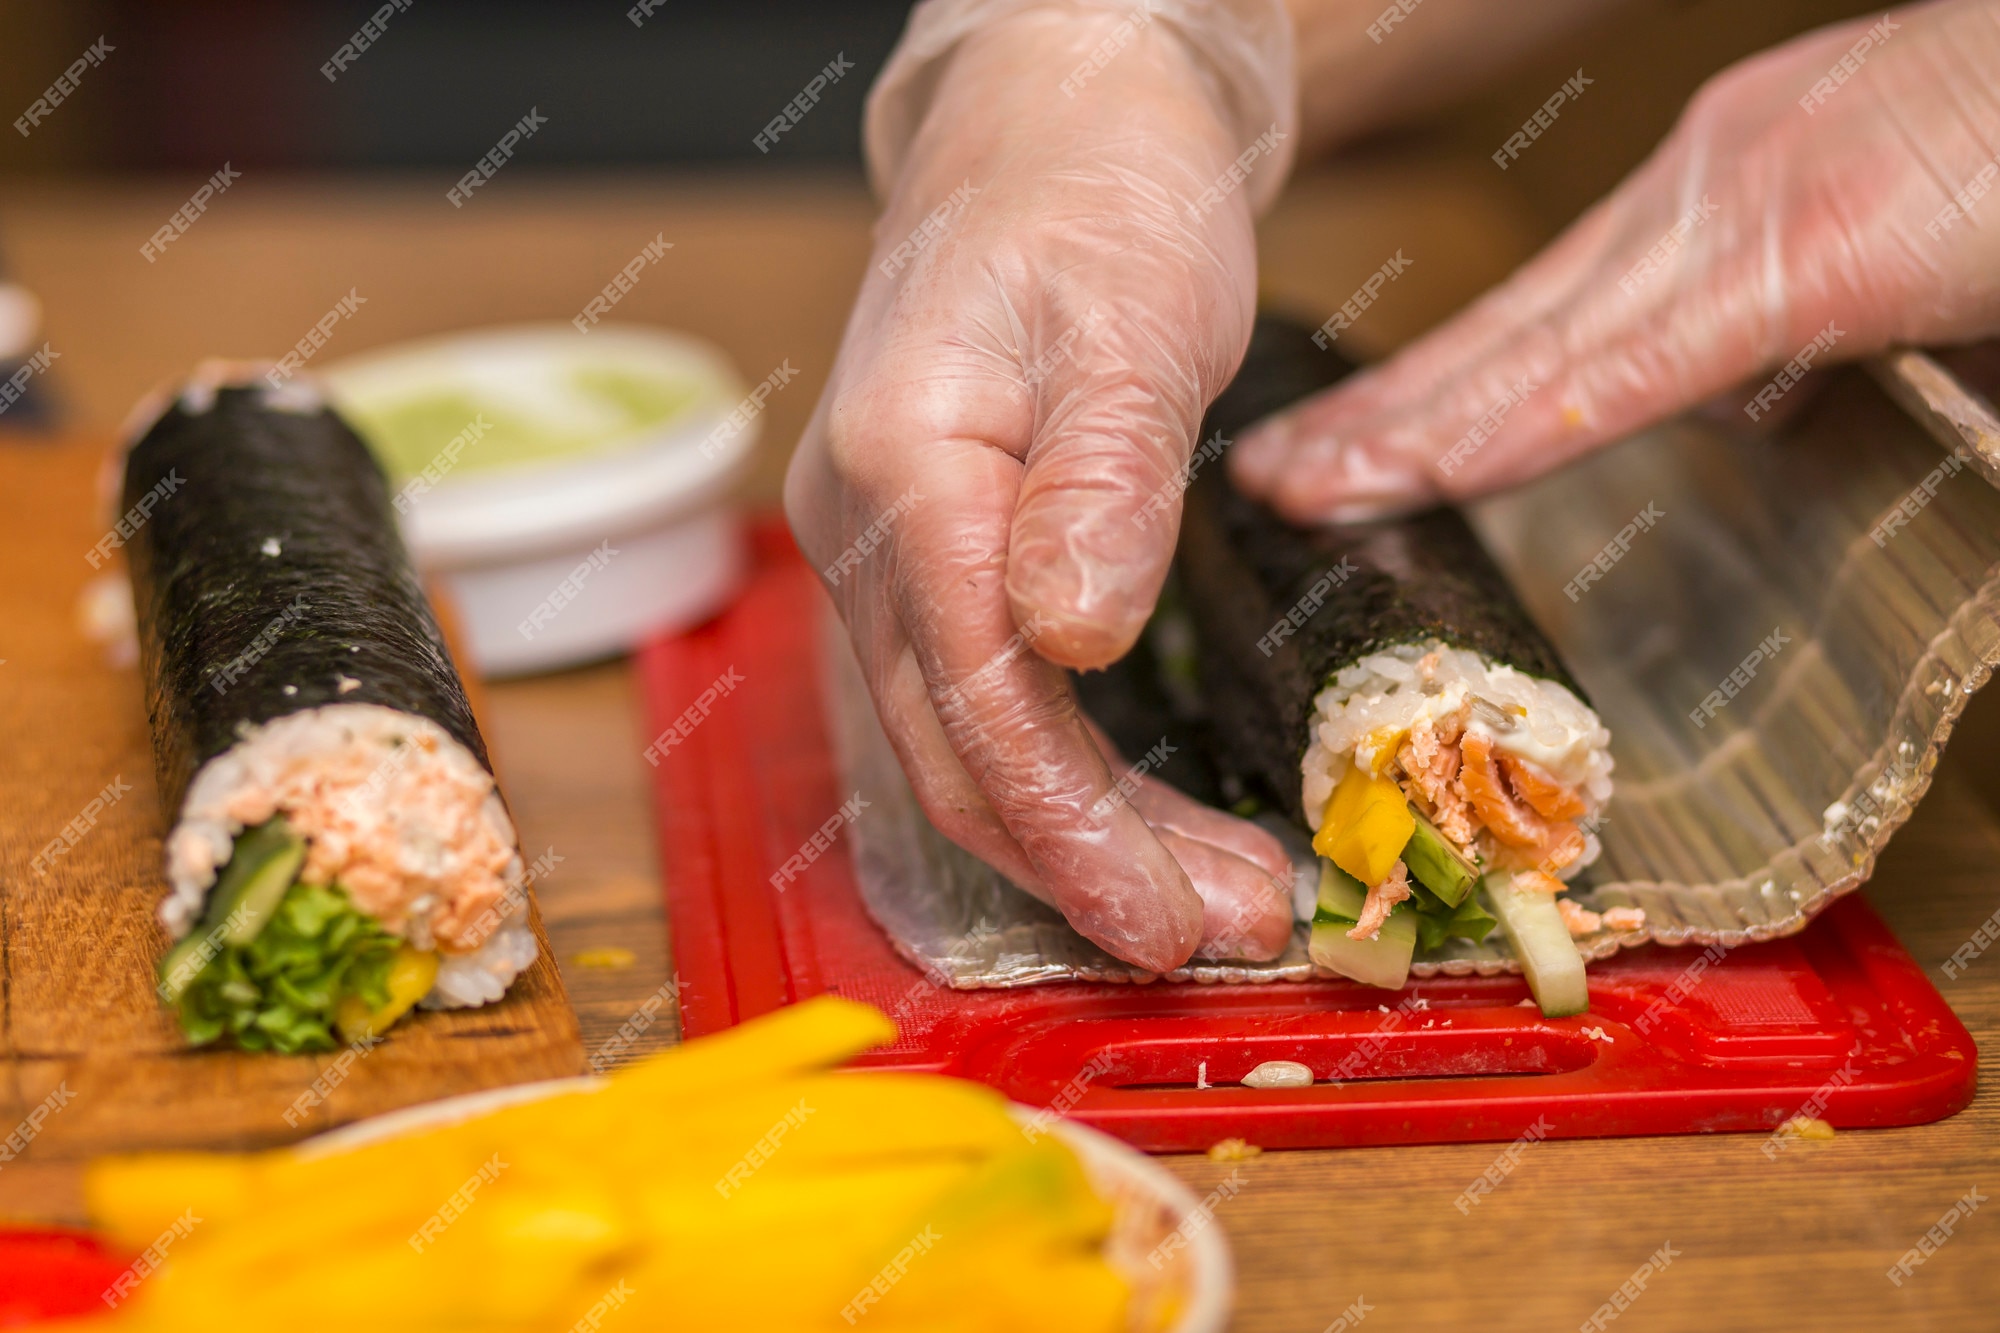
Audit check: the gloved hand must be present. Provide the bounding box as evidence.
[1080,719,1298,961]
[1232,0,2000,520]
[786,0,1298,970]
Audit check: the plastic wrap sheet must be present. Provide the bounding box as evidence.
[827,361,2000,986]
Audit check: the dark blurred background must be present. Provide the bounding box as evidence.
[0,0,907,172]
[0,0,1890,470]
[0,0,1888,203]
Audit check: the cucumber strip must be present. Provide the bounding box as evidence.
[1402,808,1479,907]
[155,935,209,1005]
[1313,860,1365,921]
[156,816,306,1000]
[206,819,309,947]
[1483,872,1590,1017]
[1310,916,1416,989]
[1309,862,1416,989]
[158,819,308,1004]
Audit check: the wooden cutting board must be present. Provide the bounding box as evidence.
[0,436,584,1172]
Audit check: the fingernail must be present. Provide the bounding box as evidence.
[1006,557,1150,670]
[1228,419,1288,492]
[1268,433,1437,524]
[1270,488,1425,527]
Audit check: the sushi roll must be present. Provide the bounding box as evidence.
[120,364,538,1052]
[1177,319,1632,1012]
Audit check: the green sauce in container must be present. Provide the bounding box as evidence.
[346,366,708,483]
[317,324,756,677]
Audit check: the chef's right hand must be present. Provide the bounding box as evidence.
[785,0,1299,971]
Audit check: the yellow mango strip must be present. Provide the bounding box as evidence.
[917,1137,1115,1250]
[129,1181,633,1330]
[335,946,439,1044]
[631,1144,1117,1333]
[505,1073,1027,1199]
[871,1251,1130,1333]
[120,1150,630,1305]
[1312,764,1416,886]
[86,1153,257,1250]
[102,1071,1014,1279]
[91,996,900,1234]
[355,993,895,1155]
[90,1000,1131,1333]
[1317,760,1368,836]
[866,1140,1123,1332]
[621,1161,982,1327]
[607,995,896,1099]
[1358,726,1408,775]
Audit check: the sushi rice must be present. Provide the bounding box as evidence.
[1301,639,1614,877]
[161,704,538,1009]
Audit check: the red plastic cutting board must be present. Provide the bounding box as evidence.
[0,1228,133,1324]
[637,524,1976,1153]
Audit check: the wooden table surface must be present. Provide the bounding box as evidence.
[4,169,1999,1332]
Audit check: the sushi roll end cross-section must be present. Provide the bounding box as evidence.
[1181,318,1637,1015]
[121,364,538,1053]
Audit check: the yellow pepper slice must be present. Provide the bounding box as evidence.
[336,945,440,1044]
[1313,764,1416,887]
[1358,727,1408,775]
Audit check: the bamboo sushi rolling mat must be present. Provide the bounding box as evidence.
[0,439,585,1162]
[4,169,2000,1331]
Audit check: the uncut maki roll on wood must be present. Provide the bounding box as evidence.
[121,365,538,1052]
[1178,318,1635,1012]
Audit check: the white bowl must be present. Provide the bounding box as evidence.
[320,323,757,678]
[302,1077,1233,1333]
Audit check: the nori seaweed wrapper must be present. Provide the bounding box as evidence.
[1177,314,1584,823]
[122,383,490,818]
[1069,604,1227,808]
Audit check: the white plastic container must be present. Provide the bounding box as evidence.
[321,323,757,677]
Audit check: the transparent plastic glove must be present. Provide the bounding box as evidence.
[1080,719,1297,961]
[1233,0,2000,520]
[786,0,1295,971]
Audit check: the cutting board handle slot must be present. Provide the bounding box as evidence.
[965,1009,1603,1100]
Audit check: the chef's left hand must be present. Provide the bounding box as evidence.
[1232,0,2000,520]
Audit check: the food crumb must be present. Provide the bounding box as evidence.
[1582,1025,1613,1043]
[1776,1116,1836,1141]
[77,573,139,667]
[1195,1060,1208,1090]
[1557,896,1604,937]
[1241,1060,1313,1090]
[1207,1138,1262,1162]
[281,684,298,696]
[572,947,637,970]
[1600,906,1646,932]
[336,675,361,693]
[260,537,282,556]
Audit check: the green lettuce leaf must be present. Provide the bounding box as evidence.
[170,881,400,1053]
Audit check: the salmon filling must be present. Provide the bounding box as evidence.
[1302,640,1633,948]
[1304,641,1611,881]
[164,705,525,956]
